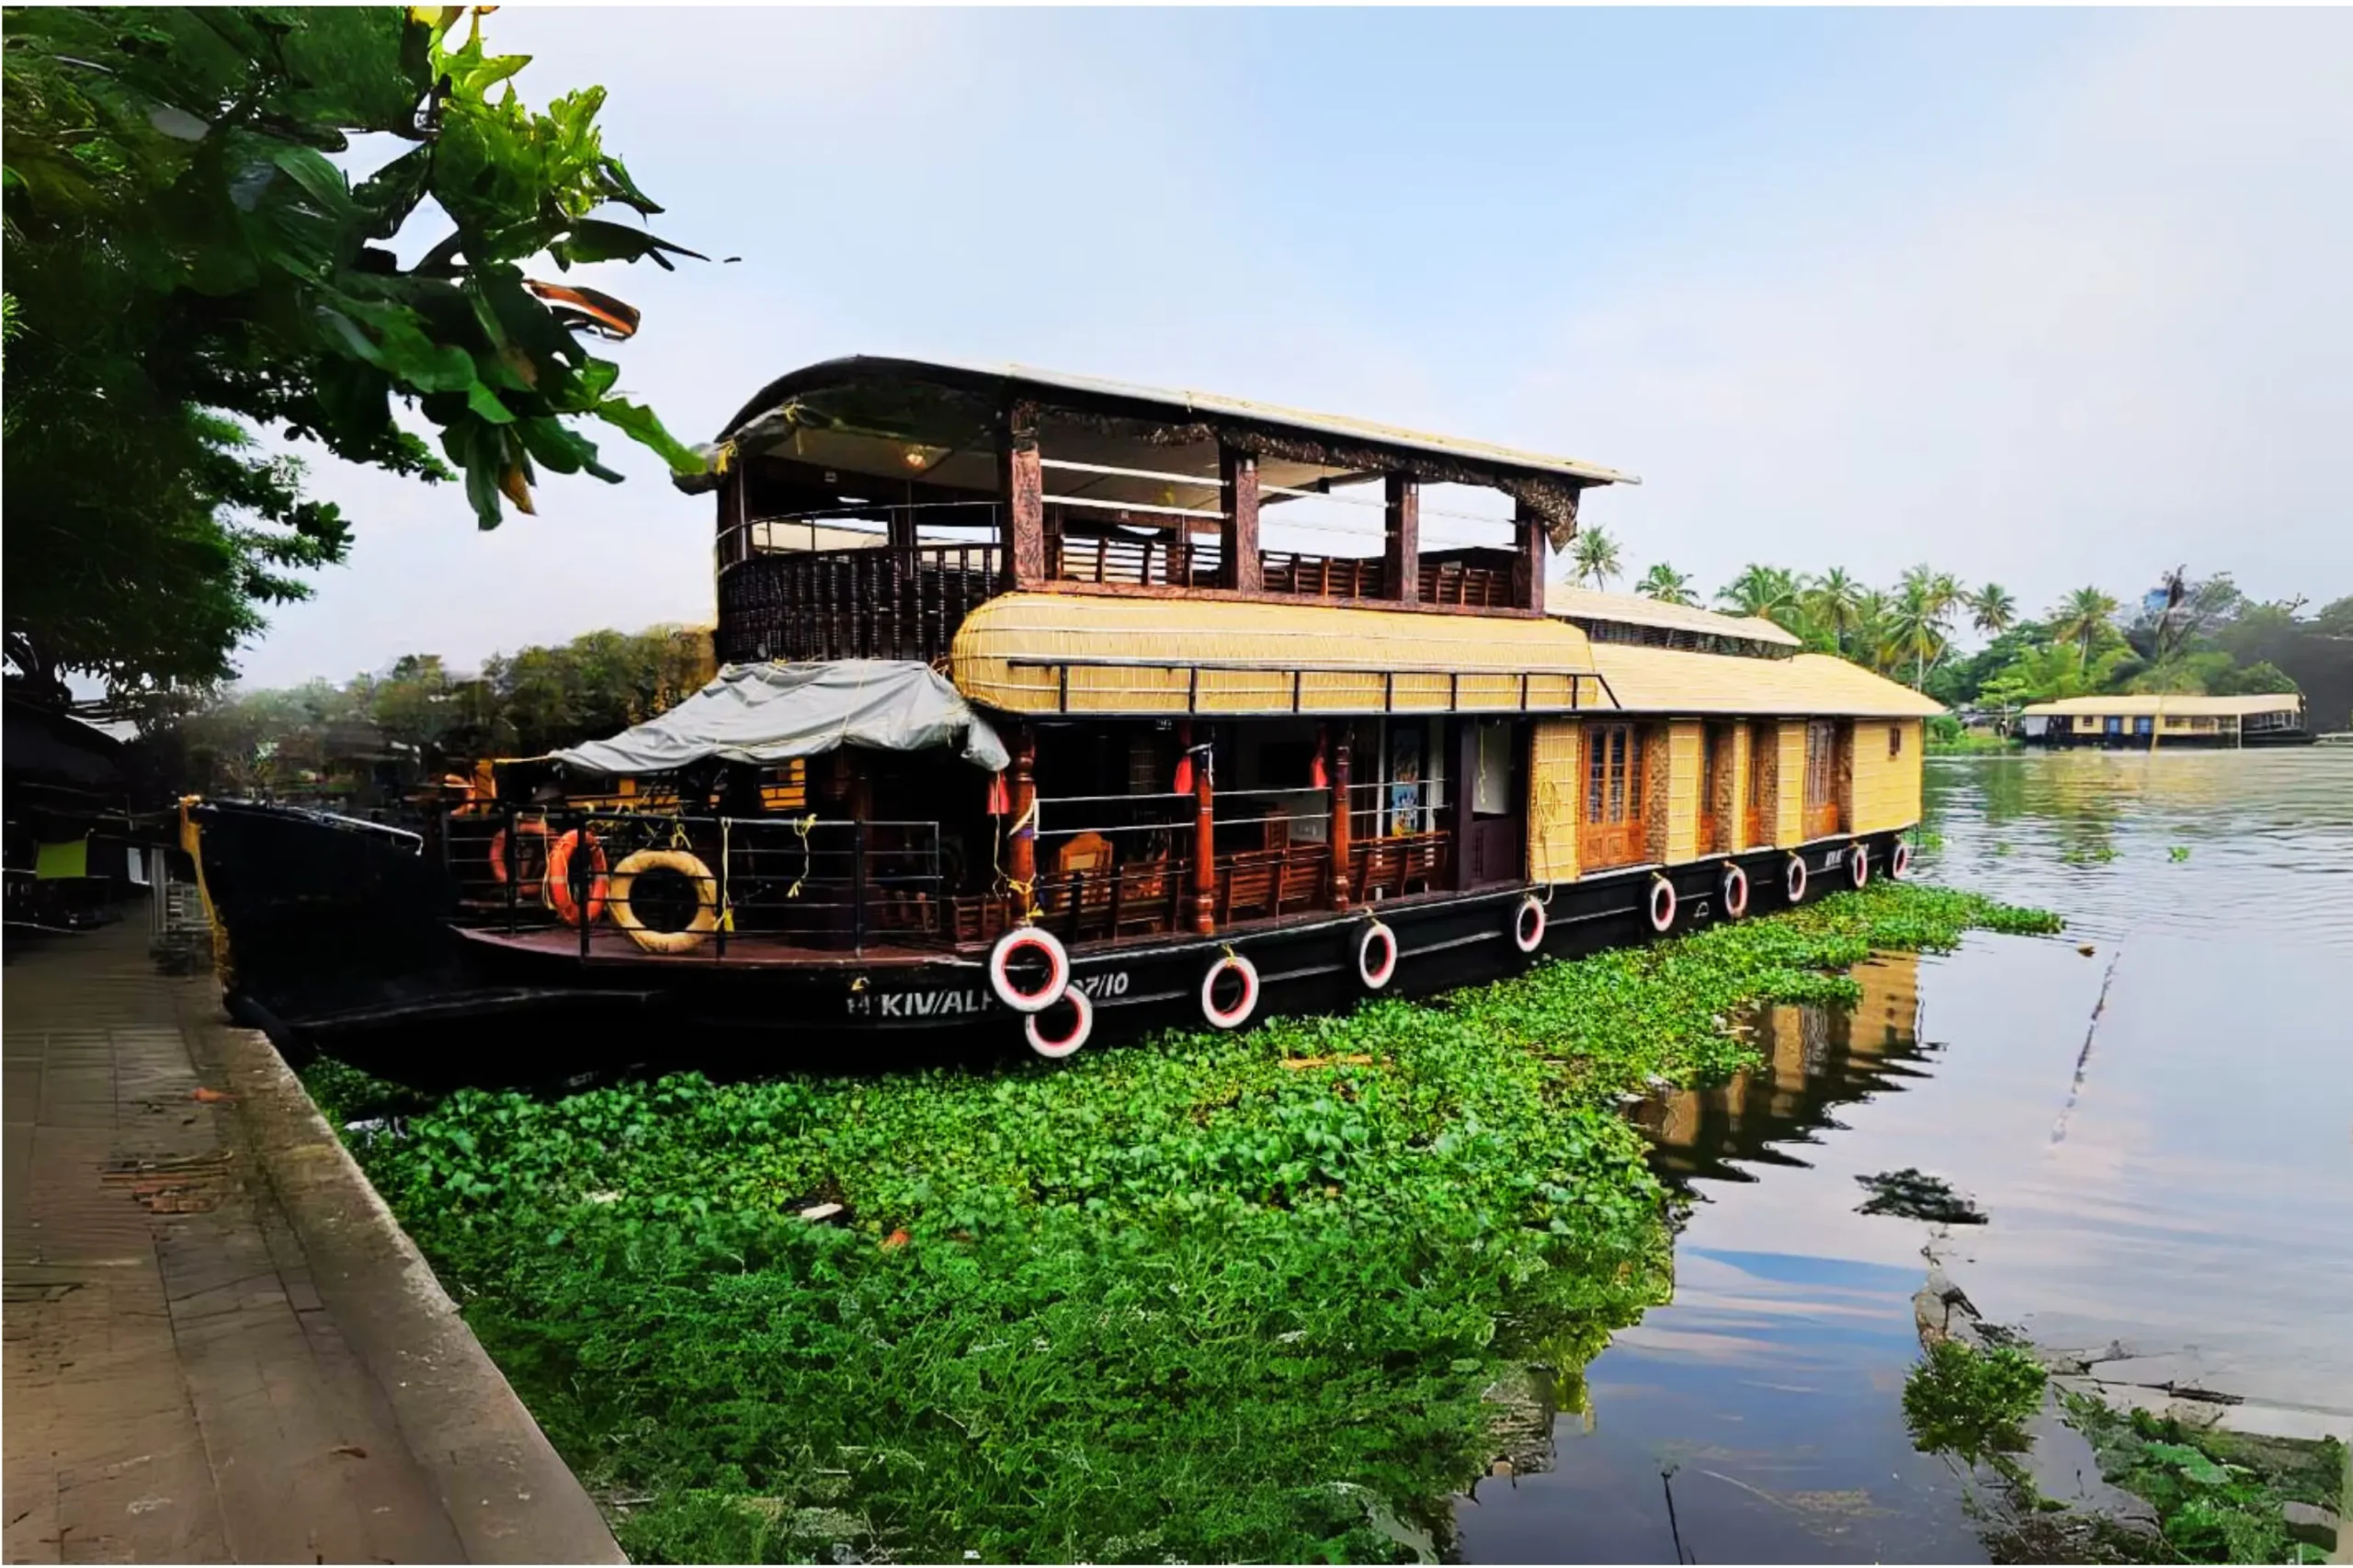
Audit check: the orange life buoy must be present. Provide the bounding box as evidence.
[546,829,609,927]
[488,818,551,896]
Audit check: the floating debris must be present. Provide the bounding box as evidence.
[1856,1168,1987,1224]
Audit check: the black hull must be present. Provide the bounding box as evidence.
[2024,732,2311,750]
[194,801,1900,1083]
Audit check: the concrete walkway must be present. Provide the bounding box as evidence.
[5,915,621,1563]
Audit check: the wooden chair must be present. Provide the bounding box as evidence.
[1353,839,1405,903]
[1113,854,1180,938]
[1219,850,1280,924]
[1402,833,1448,895]
[1276,844,1329,915]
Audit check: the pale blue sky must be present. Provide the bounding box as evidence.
[241,6,2353,687]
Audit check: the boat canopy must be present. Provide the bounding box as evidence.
[1587,645,1948,718]
[949,592,1608,718]
[551,660,1010,777]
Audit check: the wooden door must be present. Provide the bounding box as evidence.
[1744,722,1774,847]
[1582,722,1645,869]
[1698,723,1733,855]
[1465,720,1524,885]
[1803,720,1844,840]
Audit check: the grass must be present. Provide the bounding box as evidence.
[317,881,2061,1564]
[1928,734,2024,756]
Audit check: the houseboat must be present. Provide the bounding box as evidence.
[2016,692,2309,749]
[190,357,1943,1070]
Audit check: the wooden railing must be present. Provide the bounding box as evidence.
[1260,551,1386,600]
[716,541,1003,665]
[947,830,1453,949]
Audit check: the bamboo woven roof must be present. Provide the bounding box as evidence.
[1545,584,1802,649]
[1588,645,1948,718]
[2020,693,2303,718]
[950,593,1604,718]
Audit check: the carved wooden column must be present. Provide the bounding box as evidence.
[1513,497,1547,612]
[999,402,1046,591]
[1008,727,1039,915]
[1220,445,1262,593]
[1191,731,1218,935]
[1383,475,1420,605]
[1328,723,1353,910]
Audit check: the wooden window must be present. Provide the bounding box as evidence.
[1888,723,1904,759]
[1583,722,1644,869]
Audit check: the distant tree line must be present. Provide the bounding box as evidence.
[161,625,714,798]
[1569,528,2347,725]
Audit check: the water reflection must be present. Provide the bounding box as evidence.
[1461,749,2353,1563]
[1636,956,1926,1187]
[1460,959,1986,1565]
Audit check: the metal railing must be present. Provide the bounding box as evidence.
[443,808,948,955]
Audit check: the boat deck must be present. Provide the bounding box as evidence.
[449,881,1492,971]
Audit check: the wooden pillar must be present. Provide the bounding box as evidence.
[1383,474,1420,605]
[1008,727,1039,916]
[1220,445,1262,593]
[1513,498,1547,612]
[1328,723,1353,910]
[1191,730,1218,935]
[999,402,1046,591]
[1449,719,1477,889]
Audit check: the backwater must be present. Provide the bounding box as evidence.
[1456,746,2353,1563]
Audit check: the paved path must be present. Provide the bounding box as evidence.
[5,915,620,1563]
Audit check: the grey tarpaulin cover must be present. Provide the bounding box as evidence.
[551,660,1009,776]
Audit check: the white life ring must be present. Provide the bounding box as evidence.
[1646,875,1677,934]
[987,926,1070,1015]
[1200,951,1260,1030]
[607,848,720,955]
[1850,843,1871,889]
[1891,840,1913,880]
[1356,921,1398,992]
[1720,862,1750,920]
[1511,894,1547,955]
[1023,985,1093,1060]
[1785,854,1809,905]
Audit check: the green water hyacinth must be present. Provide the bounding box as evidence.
[321,881,2060,1564]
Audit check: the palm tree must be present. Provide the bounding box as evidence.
[1886,578,1949,689]
[1968,583,2018,638]
[1636,562,1697,606]
[1571,527,1623,592]
[1803,568,1866,654]
[1716,564,1802,627]
[2049,586,2121,667]
[1850,589,1895,675]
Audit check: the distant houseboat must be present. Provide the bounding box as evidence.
[2017,693,2308,749]
[190,357,1944,1070]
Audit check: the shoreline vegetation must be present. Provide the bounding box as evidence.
[309,883,2063,1564]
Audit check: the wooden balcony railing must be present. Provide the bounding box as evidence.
[716,541,1003,665]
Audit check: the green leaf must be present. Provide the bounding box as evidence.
[594,397,703,476]
[549,218,705,271]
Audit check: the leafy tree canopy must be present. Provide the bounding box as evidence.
[3,6,701,705]
[169,622,714,796]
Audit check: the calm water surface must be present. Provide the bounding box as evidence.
[1457,747,2353,1564]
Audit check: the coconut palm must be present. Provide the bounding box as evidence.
[2049,586,2121,667]
[1716,564,1802,627]
[1849,589,1895,676]
[1570,526,1623,592]
[1968,583,2018,638]
[1636,562,1697,606]
[1803,568,1867,653]
[1881,566,1964,689]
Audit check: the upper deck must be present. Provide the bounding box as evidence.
[681,358,1638,667]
